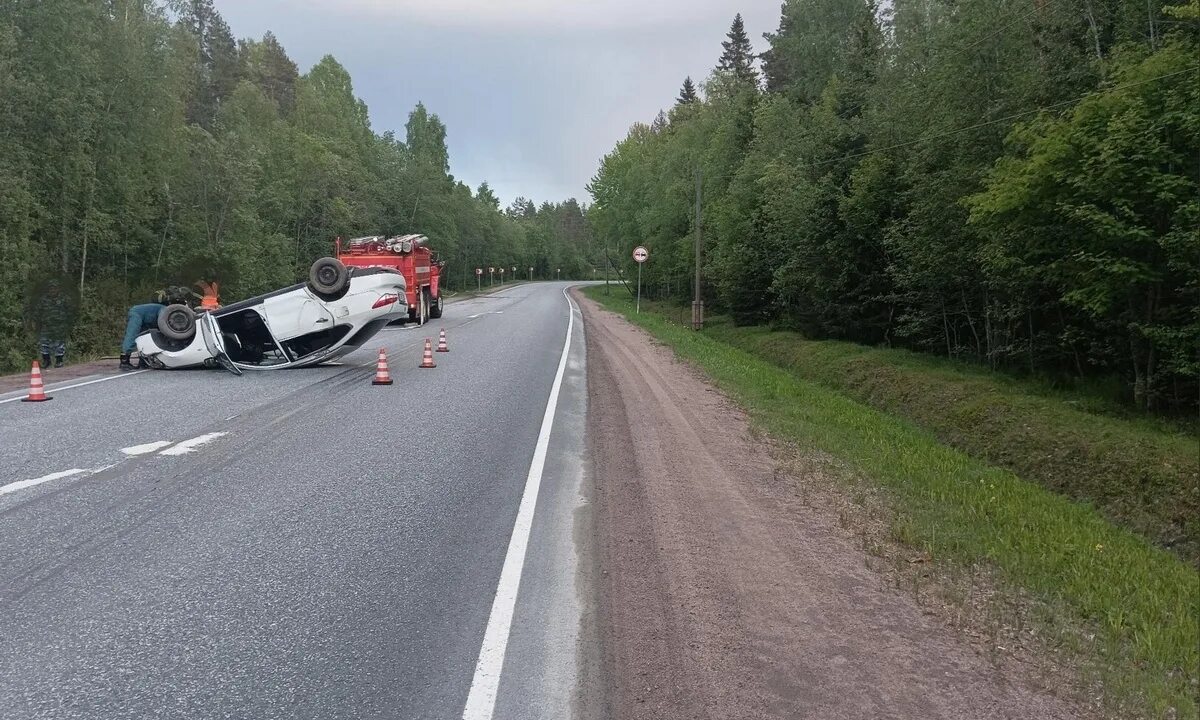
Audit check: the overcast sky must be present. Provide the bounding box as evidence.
[213,0,782,207]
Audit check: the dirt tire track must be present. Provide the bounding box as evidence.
[579,291,1083,720]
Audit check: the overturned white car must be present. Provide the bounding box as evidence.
[136,258,407,374]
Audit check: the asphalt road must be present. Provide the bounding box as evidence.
[0,282,595,719]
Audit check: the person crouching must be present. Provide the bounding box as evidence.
[119,286,194,371]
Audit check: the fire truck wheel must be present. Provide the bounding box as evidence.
[308,257,349,296]
[429,292,443,319]
[157,304,196,341]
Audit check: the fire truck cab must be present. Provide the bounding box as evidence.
[336,234,444,325]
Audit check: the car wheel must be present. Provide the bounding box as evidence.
[429,292,443,319]
[308,257,349,295]
[157,304,196,341]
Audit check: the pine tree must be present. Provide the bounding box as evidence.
[476,182,500,209]
[677,76,698,104]
[180,0,240,128]
[240,32,299,115]
[717,13,758,86]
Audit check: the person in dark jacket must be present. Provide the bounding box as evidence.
[27,275,78,369]
[119,286,193,371]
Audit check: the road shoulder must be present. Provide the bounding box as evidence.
[576,289,1085,720]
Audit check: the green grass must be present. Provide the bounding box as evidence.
[583,287,1200,718]
[698,319,1200,563]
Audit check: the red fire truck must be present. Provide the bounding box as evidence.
[335,235,444,325]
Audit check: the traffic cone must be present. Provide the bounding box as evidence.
[419,339,437,369]
[436,328,449,353]
[21,360,52,402]
[372,348,393,385]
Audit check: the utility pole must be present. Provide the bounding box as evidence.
[692,168,704,330]
[605,250,610,295]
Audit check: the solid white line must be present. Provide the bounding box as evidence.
[121,440,174,456]
[0,468,87,497]
[159,432,227,456]
[461,288,578,720]
[0,370,149,405]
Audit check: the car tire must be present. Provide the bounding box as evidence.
[429,291,443,319]
[157,304,196,341]
[308,257,349,296]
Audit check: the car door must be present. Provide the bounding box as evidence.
[200,312,242,375]
[261,289,336,342]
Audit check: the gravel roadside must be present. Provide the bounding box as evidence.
[577,289,1084,720]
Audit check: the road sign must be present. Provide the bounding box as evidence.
[476,268,482,276]
[489,267,494,273]
[499,267,504,274]
[633,246,649,263]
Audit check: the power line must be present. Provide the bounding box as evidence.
[940,0,1059,64]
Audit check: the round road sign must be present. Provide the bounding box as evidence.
[633,246,649,263]
[476,268,482,276]
[489,267,495,273]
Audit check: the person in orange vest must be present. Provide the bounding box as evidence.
[196,280,220,311]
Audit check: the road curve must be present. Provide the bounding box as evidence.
[0,282,595,720]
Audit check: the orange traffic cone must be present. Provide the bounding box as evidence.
[22,360,52,402]
[436,328,449,353]
[372,348,393,385]
[419,339,437,369]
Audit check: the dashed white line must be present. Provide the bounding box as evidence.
[121,441,174,456]
[159,432,228,456]
[0,468,88,497]
[461,288,576,720]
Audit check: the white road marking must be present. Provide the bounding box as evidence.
[0,468,87,497]
[461,288,577,720]
[159,432,228,456]
[121,440,174,456]
[0,369,149,406]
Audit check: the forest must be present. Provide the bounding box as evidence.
[0,0,595,372]
[588,0,1199,413]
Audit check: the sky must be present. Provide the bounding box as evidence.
[213,0,782,207]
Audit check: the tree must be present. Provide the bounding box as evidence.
[968,39,1200,410]
[677,76,698,104]
[240,32,299,115]
[476,182,500,209]
[584,0,1195,414]
[717,13,759,87]
[179,0,240,128]
[761,0,879,104]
